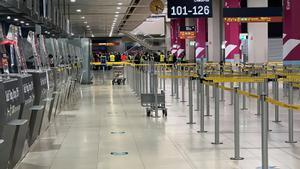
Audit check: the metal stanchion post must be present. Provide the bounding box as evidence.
[181,71,186,102]
[248,82,251,93]
[175,68,179,100]
[195,79,200,111]
[212,83,222,144]
[205,84,211,116]
[273,79,281,123]
[263,79,271,132]
[153,74,159,118]
[197,80,207,133]
[241,82,247,110]
[285,82,297,144]
[259,93,269,169]
[163,66,166,91]
[159,66,162,89]
[256,83,261,116]
[171,66,174,96]
[229,82,234,105]
[283,82,288,97]
[187,78,196,124]
[211,85,215,99]
[230,87,244,160]
[220,83,225,102]
[145,69,148,93]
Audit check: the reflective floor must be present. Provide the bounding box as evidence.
[17,71,300,169]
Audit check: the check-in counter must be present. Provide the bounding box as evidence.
[1,74,34,169]
[0,78,22,169]
[27,70,48,146]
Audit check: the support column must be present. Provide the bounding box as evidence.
[208,0,222,62]
[195,18,207,61]
[224,0,241,61]
[283,0,300,65]
[176,19,186,59]
[170,19,178,56]
[247,0,268,63]
[185,18,196,62]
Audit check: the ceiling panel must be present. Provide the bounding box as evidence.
[69,0,154,37]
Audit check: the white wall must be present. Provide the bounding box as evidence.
[247,0,268,63]
[131,17,165,35]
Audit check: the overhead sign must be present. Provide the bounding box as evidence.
[223,7,282,17]
[179,26,196,39]
[224,16,282,23]
[167,0,213,18]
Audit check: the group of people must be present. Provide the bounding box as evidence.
[92,50,187,70]
[93,52,128,63]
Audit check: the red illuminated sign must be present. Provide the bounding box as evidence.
[179,31,196,39]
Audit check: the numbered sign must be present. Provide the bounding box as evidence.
[167,0,213,18]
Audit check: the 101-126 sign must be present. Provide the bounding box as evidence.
[167,0,213,18]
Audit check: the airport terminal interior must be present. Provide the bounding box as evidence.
[1,0,300,169]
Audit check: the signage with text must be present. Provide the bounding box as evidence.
[179,26,196,39]
[167,0,213,18]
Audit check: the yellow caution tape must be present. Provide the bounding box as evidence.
[159,75,193,79]
[237,90,259,99]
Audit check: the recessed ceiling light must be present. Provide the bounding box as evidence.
[25,23,29,26]
[81,16,85,19]
[70,0,76,2]
[7,16,11,20]
[117,7,121,10]
[87,25,90,28]
[20,21,24,24]
[14,18,19,21]
[71,33,74,36]
[115,15,119,17]
[84,21,88,24]
[115,11,120,14]
[76,9,82,12]
[117,2,123,5]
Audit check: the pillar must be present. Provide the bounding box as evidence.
[208,0,222,62]
[175,19,186,59]
[170,19,177,55]
[247,0,268,63]
[224,0,241,61]
[283,0,300,65]
[195,18,207,60]
[185,18,195,61]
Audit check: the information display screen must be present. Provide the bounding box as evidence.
[167,0,213,18]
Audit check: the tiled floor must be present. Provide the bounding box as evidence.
[16,71,300,169]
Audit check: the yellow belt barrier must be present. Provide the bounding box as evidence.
[204,77,264,83]
[159,75,195,79]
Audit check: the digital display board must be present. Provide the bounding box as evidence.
[167,0,213,18]
[224,16,283,23]
[223,7,282,17]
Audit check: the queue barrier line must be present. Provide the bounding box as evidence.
[157,74,300,111]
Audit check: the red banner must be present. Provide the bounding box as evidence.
[283,0,300,64]
[224,0,241,60]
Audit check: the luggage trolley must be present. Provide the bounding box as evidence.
[112,66,126,85]
[141,90,167,117]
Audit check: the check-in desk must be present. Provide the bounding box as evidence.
[0,78,22,169]
[27,70,48,146]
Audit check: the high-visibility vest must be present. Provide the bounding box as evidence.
[168,54,174,62]
[109,55,115,62]
[160,54,165,62]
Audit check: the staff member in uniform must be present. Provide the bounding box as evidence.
[160,52,165,63]
[109,53,115,62]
